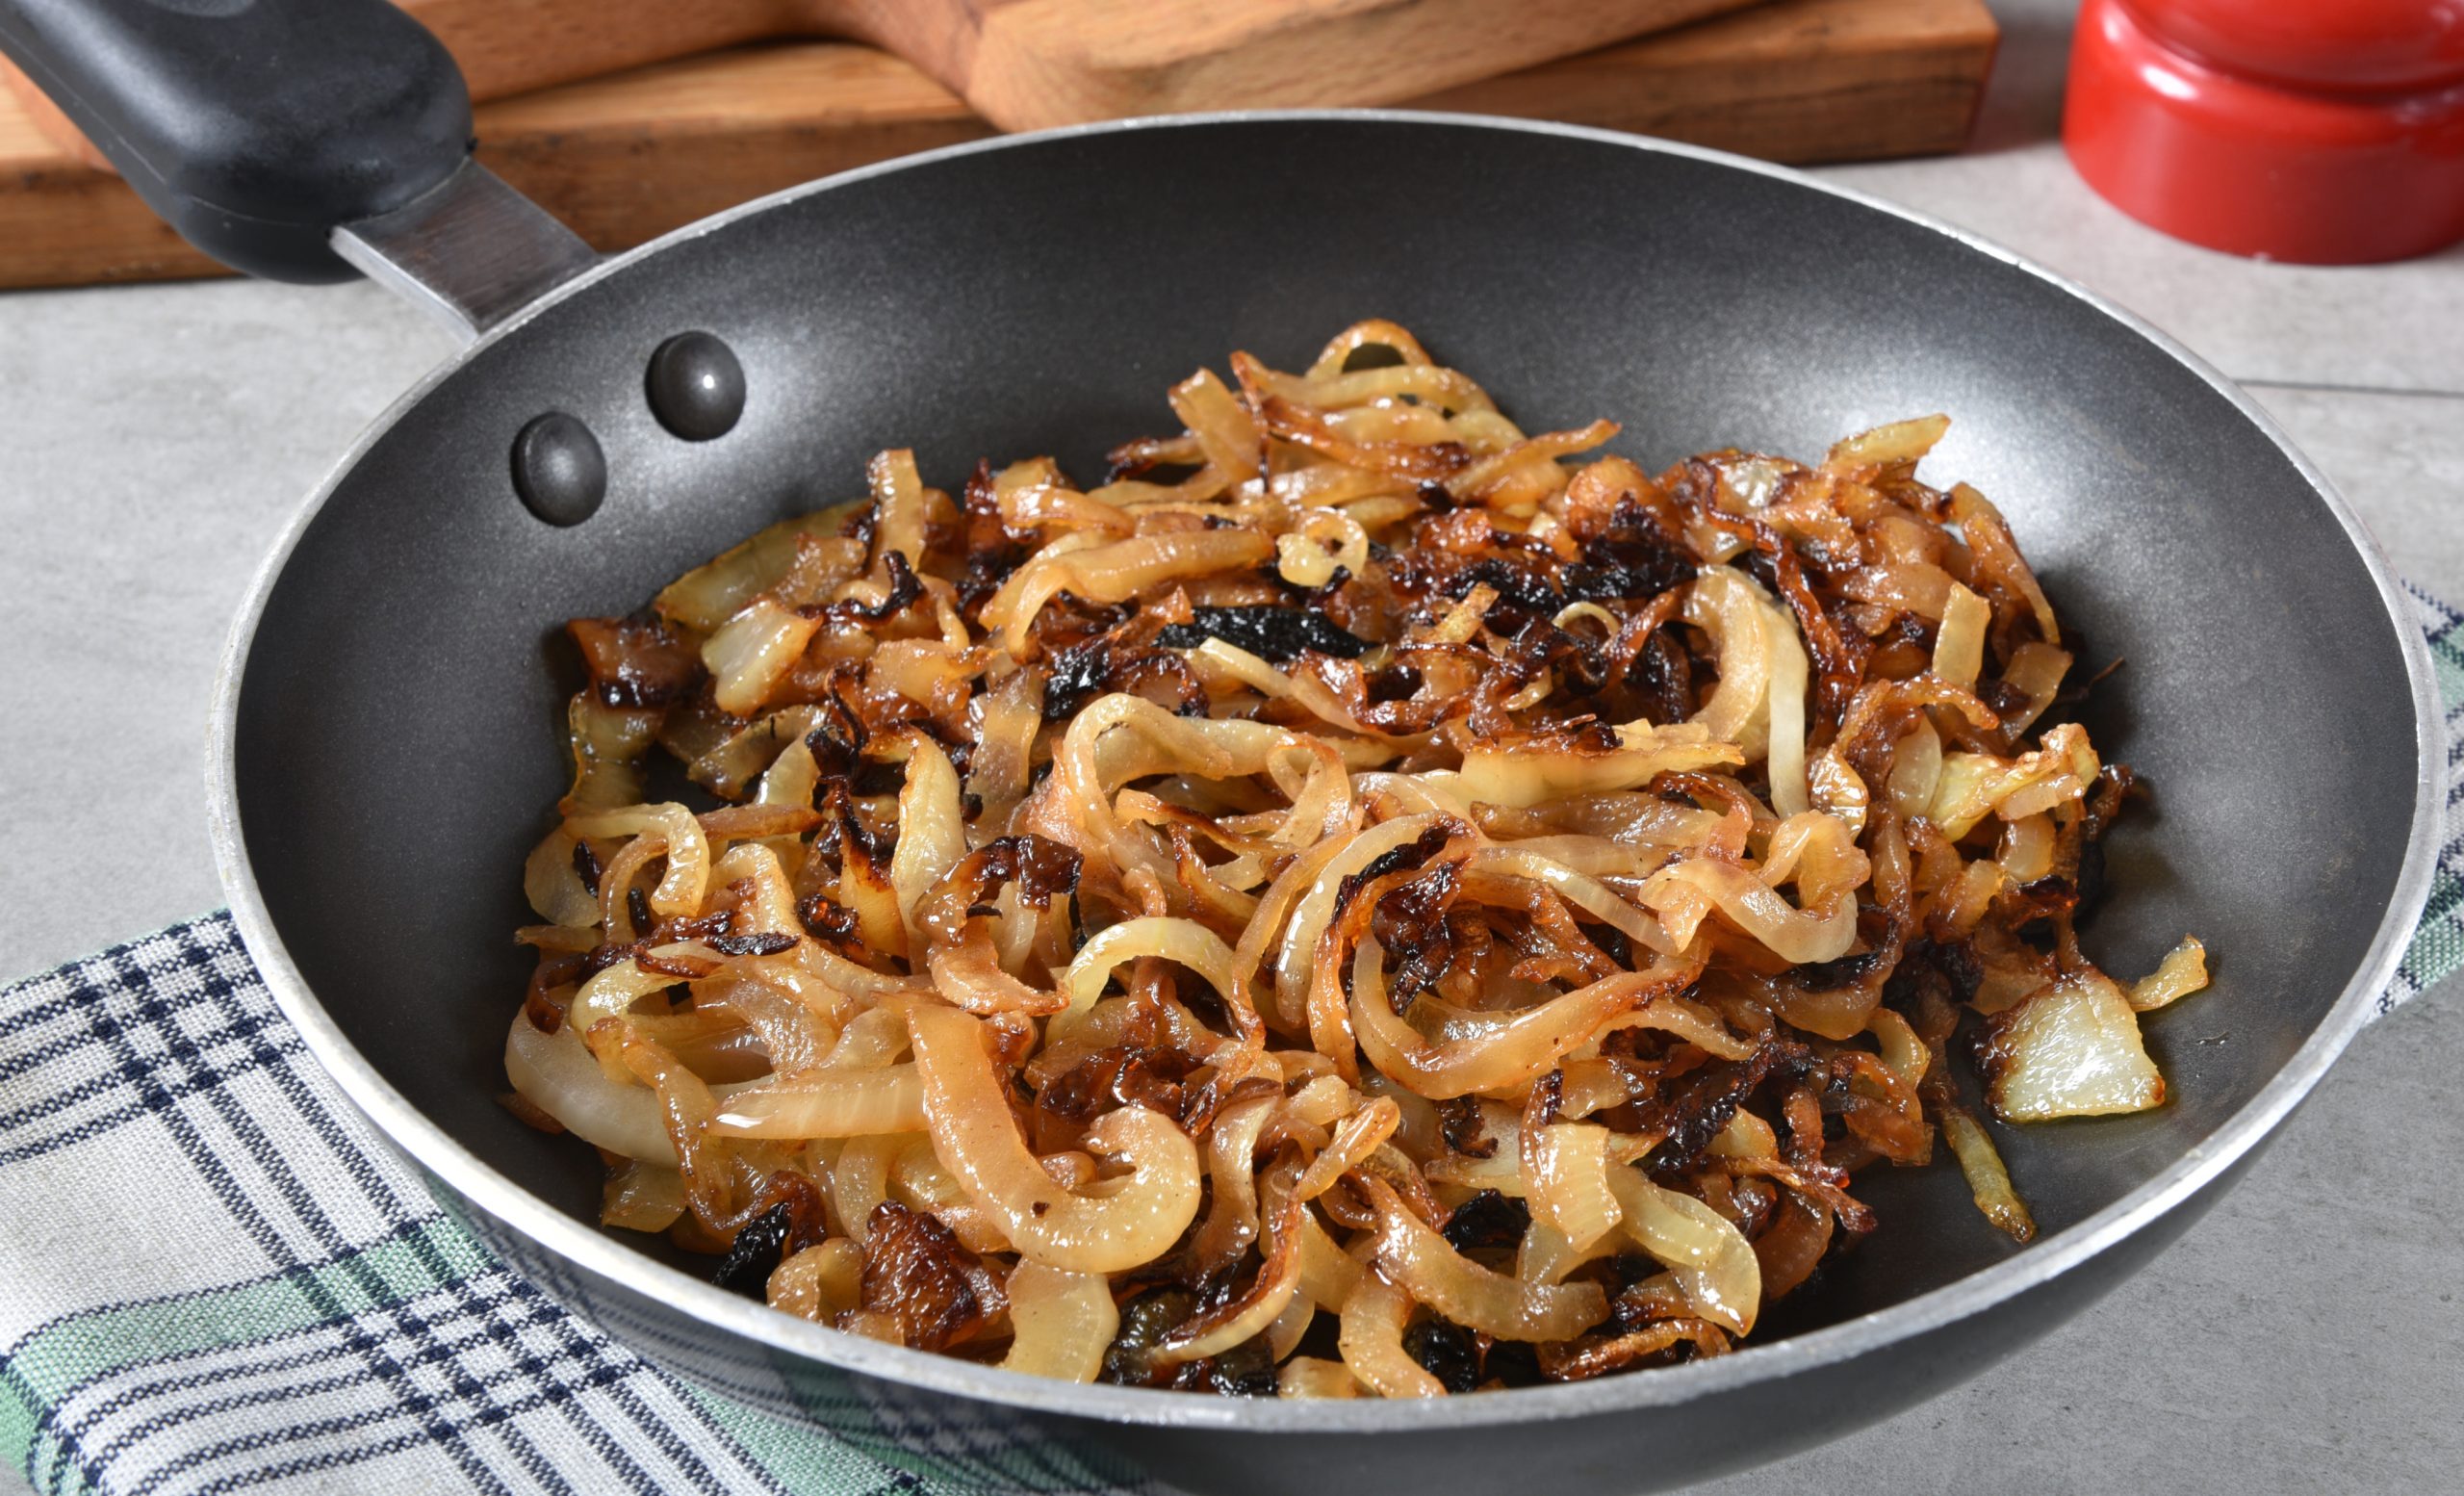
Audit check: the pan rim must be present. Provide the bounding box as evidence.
[206,109,2443,1435]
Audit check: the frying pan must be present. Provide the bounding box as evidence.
[4,2,2437,1491]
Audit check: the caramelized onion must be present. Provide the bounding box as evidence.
[1606,1168,1761,1335]
[1981,968,2164,1122]
[1526,1122,1623,1251]
[525,827,600,927]
[1155,1199,1309,1363]
[866,449,929,574]
[1929,723,2101,839]
[602,1159,687,1233]
[890,735,965,953]
[771,1238,864,1323]
[965,666,1044,837]
[707,1066,924,1138]
[925,935,1065,1018]
[1468,847,1674,956]
[985,530,1274,655]
[1446,723,1743,810]
[1997,642,2072,736]
[1352,939,1694,1100]
[1279,1357,1367,1399]
[505,1012,676,1164]
[908,1002,1200,1273]
[1191,1093,1277,1272]
[508,321,2208,1396]
[704,599,824,715]
[655,504,857,631]
[1338,1271,1446,1399]
[560,696,661,815]
[567,941,720,1041]
[1000,1260,1118,1381]
[2130,937,2210,1012]
[1058,917,1244,1036]
[1364,1177,1607,1341]
[1934,583,1990,685]
[565,803,710,917]
[1949,482,2059,646]
[1826,413,1949,474]
[1296,1204,1366,1311]
[831,1133,911,1244]
[1686,566,1810,815]
[1291,1097,1401,1202]
[1940,1106,2035,1244]
[1643,858,1857,966]
[1275,814,1446,1024]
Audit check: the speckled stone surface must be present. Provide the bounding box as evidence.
[2,0,2458,1490]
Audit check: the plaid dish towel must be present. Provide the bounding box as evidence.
[5,593,2461,1496]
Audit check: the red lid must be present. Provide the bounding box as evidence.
[2063,0,2464,264]
[2145,0,2464,92]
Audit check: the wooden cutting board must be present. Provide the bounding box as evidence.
[0,0,1996,291]
[5,0,1763,168]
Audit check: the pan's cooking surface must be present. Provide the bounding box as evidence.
[227,117,2421,1435]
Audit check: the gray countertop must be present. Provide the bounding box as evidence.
[4,1,2460,1490]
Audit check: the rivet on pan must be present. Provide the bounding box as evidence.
[646,330,746,442]
[511,412,606,527]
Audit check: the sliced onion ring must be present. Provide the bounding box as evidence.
[907,1002,1202,1274]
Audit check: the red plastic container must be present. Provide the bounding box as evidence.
[2063,0,2464,263]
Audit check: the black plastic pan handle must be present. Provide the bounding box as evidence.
[0,0,473,282]
[0,0,597,338]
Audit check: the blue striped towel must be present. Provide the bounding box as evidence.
[5,589,2460,1496]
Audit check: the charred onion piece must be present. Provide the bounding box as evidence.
[1157,606,1373,660]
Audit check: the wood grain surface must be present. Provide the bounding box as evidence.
[3,0,1762,161]
[0,0,1995,291]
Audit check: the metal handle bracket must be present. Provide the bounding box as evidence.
[333,162,601,344]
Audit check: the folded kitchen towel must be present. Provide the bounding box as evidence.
[4,588,2459,1496]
